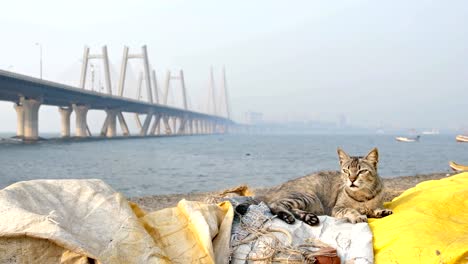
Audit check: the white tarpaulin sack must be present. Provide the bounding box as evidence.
[0,179,169,264]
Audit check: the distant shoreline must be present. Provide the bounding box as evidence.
[130,172,453,212]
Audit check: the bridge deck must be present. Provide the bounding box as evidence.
[0,70,231,123]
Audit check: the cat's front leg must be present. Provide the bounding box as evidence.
[332,206,367,223]
[372,208,393,218]
[269,203,296,224]
[291,208,320,226]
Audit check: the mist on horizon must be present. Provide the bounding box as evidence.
[0,0,467,133]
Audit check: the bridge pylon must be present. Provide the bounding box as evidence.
[118,45,163,137]
[80,46,112,94]
[205,66,231,134]
[117,45,154,103]
[161,69,190,135]
[80,45,133,137]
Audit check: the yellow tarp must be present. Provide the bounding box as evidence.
[0,179,233,264]
[369,173,468,264]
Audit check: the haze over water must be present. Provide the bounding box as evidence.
[1,1,468,131]
[0,134,465,197]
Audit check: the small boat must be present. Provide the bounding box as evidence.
[422,129,439,135]
[449,161,468,172]
[395,135,420,142]
[455,135,468,143]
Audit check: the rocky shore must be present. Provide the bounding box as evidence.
[130,172,454,212]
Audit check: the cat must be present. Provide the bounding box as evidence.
[257,147,392,225]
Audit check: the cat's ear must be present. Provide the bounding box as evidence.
[337,148,350,165]
[364,148,379,166]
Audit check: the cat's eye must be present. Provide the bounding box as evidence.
[342,169,350,174]
[358,169,368,175]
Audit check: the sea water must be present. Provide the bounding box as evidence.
[0,134,465,196]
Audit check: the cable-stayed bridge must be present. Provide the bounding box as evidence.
[0,45,233,141]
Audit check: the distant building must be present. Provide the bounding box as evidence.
[245,111,263,125]
[338,114,347,128]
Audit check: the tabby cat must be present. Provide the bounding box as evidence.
[258,148,392,225]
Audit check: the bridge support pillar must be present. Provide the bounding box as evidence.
[58,107,73,137]
[22,98,41,140]
[163,115,172,135]
[190,120,195,135]
[186,119,192,135]
[172,117,177,134]
[117,112,130,136]
[100,115,110,136]
[13,103,24,138]
[150,114,161,135]
[134,114,142,130]
[73,104,89,137]
[105,109,118,137]
[140,113,153,136]
[195,120,200,134]
[177,116,187,135]
[203,121,208,134]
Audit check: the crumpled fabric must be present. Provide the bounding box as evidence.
[230,201,373,264]
[0,179,233,264]
[142,200,233,264]
[369,172,468,264]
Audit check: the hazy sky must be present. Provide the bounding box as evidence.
[0,0,467,132]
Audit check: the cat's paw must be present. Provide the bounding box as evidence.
[374,209,393,218]
[346,214,367,224]
[277,211,296,224]
[298,212,320,226]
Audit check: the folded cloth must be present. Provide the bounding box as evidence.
[369,172,468,264]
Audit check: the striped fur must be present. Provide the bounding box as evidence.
[258,148,392,225]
